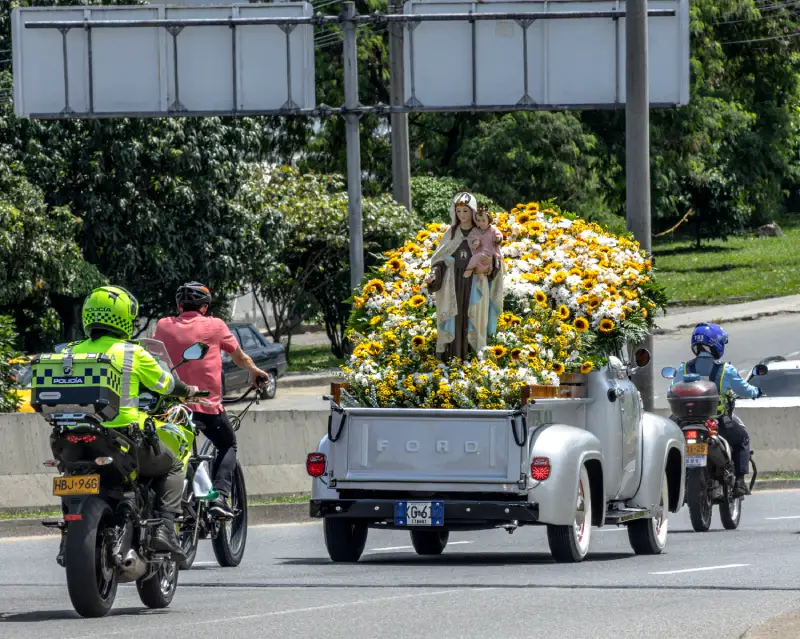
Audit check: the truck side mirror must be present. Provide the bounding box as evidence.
[661,366,677,379]
[634,348,651,368]
[753,364,769,376]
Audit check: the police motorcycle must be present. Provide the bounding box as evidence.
[31,338,209,618]
[661,363,768,532]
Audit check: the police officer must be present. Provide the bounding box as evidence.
[65,285,201,559]
[671,322,763,497]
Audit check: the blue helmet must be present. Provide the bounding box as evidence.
[691,322,728,359]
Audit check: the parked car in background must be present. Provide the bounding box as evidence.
[222,322,287,400]
[9,356,34,412]
[745,356,800,406]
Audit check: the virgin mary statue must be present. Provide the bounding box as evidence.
[425,191,505,362]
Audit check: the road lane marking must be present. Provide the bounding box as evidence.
[766,516,800,520]
[66,587,498,638]
[371,541,473,552]
[650,563,749,575]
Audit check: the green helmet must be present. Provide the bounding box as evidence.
[82,286,140,339]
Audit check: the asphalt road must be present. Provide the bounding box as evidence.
[3,489,800,639]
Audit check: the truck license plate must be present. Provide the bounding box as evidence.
[53,475,100,496]
[394,501,444,527]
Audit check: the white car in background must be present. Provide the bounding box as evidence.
[743,356,800,407]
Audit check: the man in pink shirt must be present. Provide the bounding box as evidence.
[154,282,268,519]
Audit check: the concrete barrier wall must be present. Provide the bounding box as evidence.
[1,407,797,510]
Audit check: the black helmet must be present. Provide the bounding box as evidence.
[176,282,212,308]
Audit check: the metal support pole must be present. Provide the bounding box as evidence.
[388,0,412,211]
[343,2,364,292]
[625,0,654,411]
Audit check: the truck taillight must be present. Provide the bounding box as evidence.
[306,453,326,477]
[531,457,551,481]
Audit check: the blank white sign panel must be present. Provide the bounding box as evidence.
[402,0,690,108]
[12,3,316,117]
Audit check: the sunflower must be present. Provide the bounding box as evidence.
[641,308,648,318]
[516,212,532,225]
[599,319,615,333]
[552,362,565,375]
[367,341,383,356]
[411,335,426,349]
[573,317,589,332]
[588,296,602,310]
[416,230,431,242]
[530,221,545,234]
[364,279,386,296]
[510,348,523,361]
[552,271,568,285]
[490,345,508,359]
[369,315,382,326]
[353,295,366,309]
[554,305,569,321]
[534,290,548,304]
[582,279,596,292]
[580,361,594,374]
[568,267,583,278]
[408,294,427,309]
[388,257,405,271]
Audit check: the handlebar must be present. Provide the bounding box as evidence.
[192,390,211,398]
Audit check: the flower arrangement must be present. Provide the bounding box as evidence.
[342,201,667,410]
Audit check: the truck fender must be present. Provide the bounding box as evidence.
[528,424,605,527]
[310,434,340,500]
[627,412,685,513]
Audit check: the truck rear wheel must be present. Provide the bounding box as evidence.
[628,470,669,555]
[547,465,592,563]
[410,530,449,556]
[323,518,368,563]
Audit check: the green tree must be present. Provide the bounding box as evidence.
[242,165,420,357]
[0,316,20,412]
[410,176,504,223]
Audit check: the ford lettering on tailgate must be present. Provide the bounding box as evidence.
[340,414,520,483]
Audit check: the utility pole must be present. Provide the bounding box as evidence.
[625,0,654,411]
[388,0,412,210]
[343,1,364,291]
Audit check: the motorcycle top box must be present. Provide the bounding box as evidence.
[30,351,122,422]
[666,374,719,421]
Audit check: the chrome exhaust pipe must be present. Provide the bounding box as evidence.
[119,549,148,581]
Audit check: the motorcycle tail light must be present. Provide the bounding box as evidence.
[683,430,698,440]
[531,457,551,481]
[306,453,326,477]
[64,514,82,521]
[65,434,97,444]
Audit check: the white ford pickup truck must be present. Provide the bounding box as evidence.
[307,349,685,563]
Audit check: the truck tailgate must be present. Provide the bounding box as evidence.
[329,408,526,485]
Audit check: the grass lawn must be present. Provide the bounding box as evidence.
[287,344,343,372]
[653,220,800,305]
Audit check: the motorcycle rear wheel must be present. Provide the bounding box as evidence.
[64,497,119,618]
[686,467,713,532]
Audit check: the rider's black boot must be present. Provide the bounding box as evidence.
[151,517,186,560]
[734,476,750,497]
[209,495,234,520]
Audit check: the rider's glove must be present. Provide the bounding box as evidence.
[756,387,764,398]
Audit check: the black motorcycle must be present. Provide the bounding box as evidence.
[176,384,261,569]
[661,363,767,532]
[33,341,209,618]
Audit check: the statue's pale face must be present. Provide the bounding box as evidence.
[455,204,473,225]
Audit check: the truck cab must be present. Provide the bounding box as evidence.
[308,348,685,563]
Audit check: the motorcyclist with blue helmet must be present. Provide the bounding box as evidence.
[671,322,763,497]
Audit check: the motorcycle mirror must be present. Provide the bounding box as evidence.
[182,342,209,362]
[753,364,769,376]
[661,366,677,379]
[634,348,651,368]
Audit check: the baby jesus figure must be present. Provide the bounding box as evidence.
[464,205,503,278]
